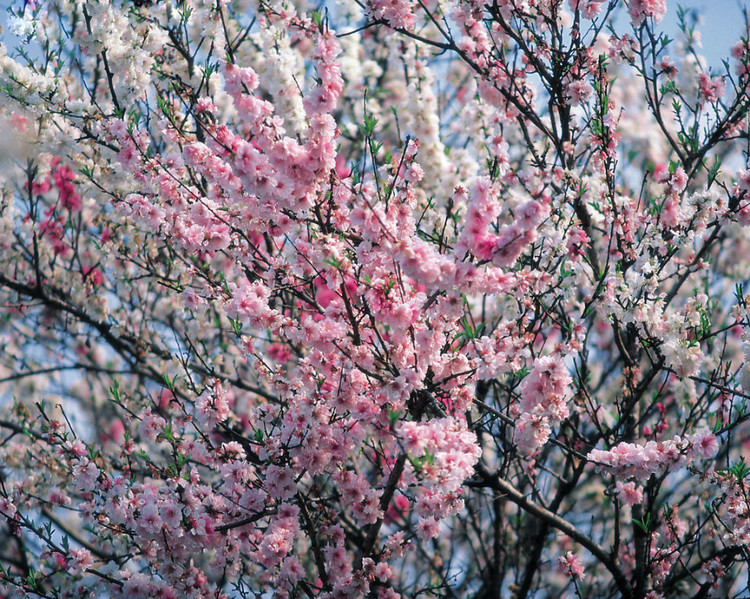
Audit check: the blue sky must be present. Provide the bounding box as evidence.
[659,1,748,69]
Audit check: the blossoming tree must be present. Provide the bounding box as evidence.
[1,0,750,596]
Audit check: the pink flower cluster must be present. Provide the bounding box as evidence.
[333,469,382,525]
[628,0,667,25]
[558,551,586,580]
[735,169,750,226]
[194,384,233,427]
[3,0,750,595]
[456,177,550,267]
[698,72,726,103]
[398,418,482,538]
[587,430,719,481]
[31,159,86,258]
[226,280,281,330]
[367,0,416,30]
[614,480,643,505]
[515,355,572,456]
[50,157,83,212]
[568,0,605,19]
[653,164,689,229]
[723,482,750,547]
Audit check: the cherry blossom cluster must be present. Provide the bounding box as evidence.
[515,354,573,455]
[587,430,719,481]
[2,0,750,597]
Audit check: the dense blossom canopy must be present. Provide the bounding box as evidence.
[1,0,750,598]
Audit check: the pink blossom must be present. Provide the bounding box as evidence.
[628,0,667,24]
[566,79,593,105]
[122,573,151,599]
[668,167,688,193]
[515,409,552,456]
[0,2,747,596]
[194,385,232,427]
[195,97,217,114]
[137,501,162,534]
[698,73,726,103]
[139,409,166,443]
[368,0,415,30]
[159,501,182,529]
[415,517,441,540]
[520,355,572,416]
[615,481,643,505]
[67,548,93,574]
[568,0,605,19]
[227,280,277,327]
[588,436,691,481]
[690,429,719,459]
[50,159,83,212]
[280,556,304,585]
[73,461,99,492]
[559,551,586,580]
[265,465,297,500]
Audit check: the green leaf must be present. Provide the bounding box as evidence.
[159,423,174,443]
[633,513,652,532]
[323,257,341,270]
[510,367,530,379]
[724,457,750,480]
[229,317,243,336]
[363,114,378,137]
[707,158,721,187]
[109,379,121,403]
[162,373,175,391]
